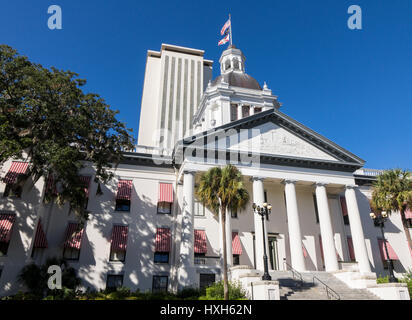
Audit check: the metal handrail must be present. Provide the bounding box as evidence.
[283,260,303,287]
[312,276,341,300]
[283,259,341,300]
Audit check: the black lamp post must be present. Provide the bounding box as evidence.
[370,211,397,283]
[252,202,272,281]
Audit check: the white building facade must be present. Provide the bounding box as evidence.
[0,45,411,297]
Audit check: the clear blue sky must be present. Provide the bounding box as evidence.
[1,0,411,170]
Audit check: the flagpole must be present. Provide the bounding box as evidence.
[229,14,233,46]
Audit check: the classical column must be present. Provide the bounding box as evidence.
[178,171,196,288]
[345,185,372,273]
[252,177,269,271]
[237,104,243,120]
[315,183,339,271]
[284,180,306,272]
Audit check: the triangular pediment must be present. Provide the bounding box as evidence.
[225,121,339,161]
[180,109,365,168]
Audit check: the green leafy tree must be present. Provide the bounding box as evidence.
[196,165,249,300]
[371,169,412,253]
[0,45,135,220]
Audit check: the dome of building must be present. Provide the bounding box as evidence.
[211,71,262,90]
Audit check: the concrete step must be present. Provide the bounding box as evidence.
[271,270,381,300]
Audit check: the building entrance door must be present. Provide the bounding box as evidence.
[253,233,280,270]
[268,236,279,270]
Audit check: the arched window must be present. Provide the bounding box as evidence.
[224,59,231,71]
[233,58,240,70]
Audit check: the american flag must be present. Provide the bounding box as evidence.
[221,19,231,35]
[218,33,230,46]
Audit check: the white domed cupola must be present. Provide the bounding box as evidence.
[220,45,245,74]
[192,44,281,133]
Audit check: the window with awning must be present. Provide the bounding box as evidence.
[3,161,29,185]
[64,223,84,249]
[232,232,242,255]
[154,228,171,264]
[378,239,398,261]
[116,180,133,201]
[110,225,128,262]
[0,213,16,256]
[157,183,173,214]
[0,213,16,243]
[158,183,173,203]
[194,230,207,254]
[115,180,133,212]
[3,162,29,197]
[33,219,48,248]
[347,236,355,261]
[155,228,171,252]
[63,222,84,260]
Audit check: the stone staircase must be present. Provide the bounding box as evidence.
[269,270,381,300]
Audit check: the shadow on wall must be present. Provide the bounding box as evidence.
[0,177,42,294]
[1,170,201,293]
[74,179,165,292]
[302,235,317,271]
[357,191,406,274]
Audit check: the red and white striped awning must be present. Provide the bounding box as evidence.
[116,180,133,200]
[232,232,242,255]
[3,161,29,185]
[79,176,91,197]
[340,197,348,216]
[347,237,355,261]
[0,213,16,243]
[194,229,207,254]
[33,219,48,248]
[155,228,171,252]
[378,239,399,260]
[158,183,173,203]
[111,225,128,252]
[302,242,308,258]
[405,208,412,219]
[64,223,84,249]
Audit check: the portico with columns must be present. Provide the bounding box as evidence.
[176,158,374,288]
[173,44,377,288]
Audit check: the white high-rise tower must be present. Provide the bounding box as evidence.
[137,44,213,152]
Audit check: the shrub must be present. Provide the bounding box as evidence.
[201,281,247,300]
[376,275,389,284]
[105,287,131,300]
[177,287,201,299]
[18,264,45,296]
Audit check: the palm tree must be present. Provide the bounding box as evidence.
[371,169,412,253]
[196,165,249,300]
